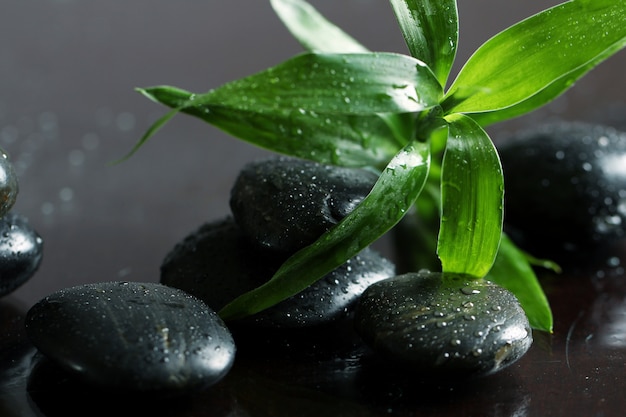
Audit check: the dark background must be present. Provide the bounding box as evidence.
[1,1,625,416]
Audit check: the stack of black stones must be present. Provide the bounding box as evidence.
[0,147,43,299]
[24,154,534,397]
[162,156,532,378]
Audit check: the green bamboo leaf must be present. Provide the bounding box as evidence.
[200,52,442,115]
[437,114,503,278]
[127,52,442,167]
[270,0,369,53]
[442,0,626,115]
[219,140,431,321]
[112,107,178,164]
[133,85,409,168]
[470,51,620,126]
[487,234,553,332]
[389,0,458,87]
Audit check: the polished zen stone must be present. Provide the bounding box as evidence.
[160,217,396,328]
[25,281,235,393]
[354,271,532,378]
[0,212,43,297]
[230,156,379,253]
[0,149,18,219]
[497,122,626,252]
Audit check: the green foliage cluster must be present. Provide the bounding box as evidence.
[126,0,626,332]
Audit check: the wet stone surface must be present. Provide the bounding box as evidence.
[161,217,396,329]
[354,271,532,378]
[0,212,44,297]
[230,156,379,253]
[24,281,235,394]
[497,121,626,255]
[0,149,18,219]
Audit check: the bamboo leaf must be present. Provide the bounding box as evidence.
[199,52,442,115]
[389,0,458,87]
[271,0,368,53]
[133,85,413,168]
[442,0,626,115]
[437,114,503,278]
[128,52,443,167]
[487,234,554,332]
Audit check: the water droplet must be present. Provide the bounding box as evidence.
[115,112,136,131]
[607,257,621,267]
[461,286,481,295]
[59,187,74,202]
[68,149,85,166]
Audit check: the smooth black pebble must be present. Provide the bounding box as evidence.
[230,156,379,253]
[0,148,18,218]
[25,281,235,394]
[354,271,532,378]
[0,212,43,297]
[161,217,396,328]
[497,121,626,253]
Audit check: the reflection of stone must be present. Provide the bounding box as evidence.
[596,295,626,348]
[0,299,38,417]
[0,346,38,417]
[587,249,626,348]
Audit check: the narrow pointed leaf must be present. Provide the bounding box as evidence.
[487,234,553,332]
[389,0,458,87]
[219,140,431,321]
[442,0,626,115]
[112,107,179,163]
[133,85,410,168]
[470,50,623,126]
[128,52,443,167]
[271,0,368,53]
[438,114,503,278]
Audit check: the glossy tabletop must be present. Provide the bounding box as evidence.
[1,1,625,416]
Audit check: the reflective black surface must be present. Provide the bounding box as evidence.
[1,1,625,416]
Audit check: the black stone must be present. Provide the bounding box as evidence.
[160,217,284,312]
[0,212,43,297]
[354,271,532,378]
[496,122,626,254]
[230,156,379,253]
[0,148,18,218]
[160,217,396,328]
[25,281,235,394]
